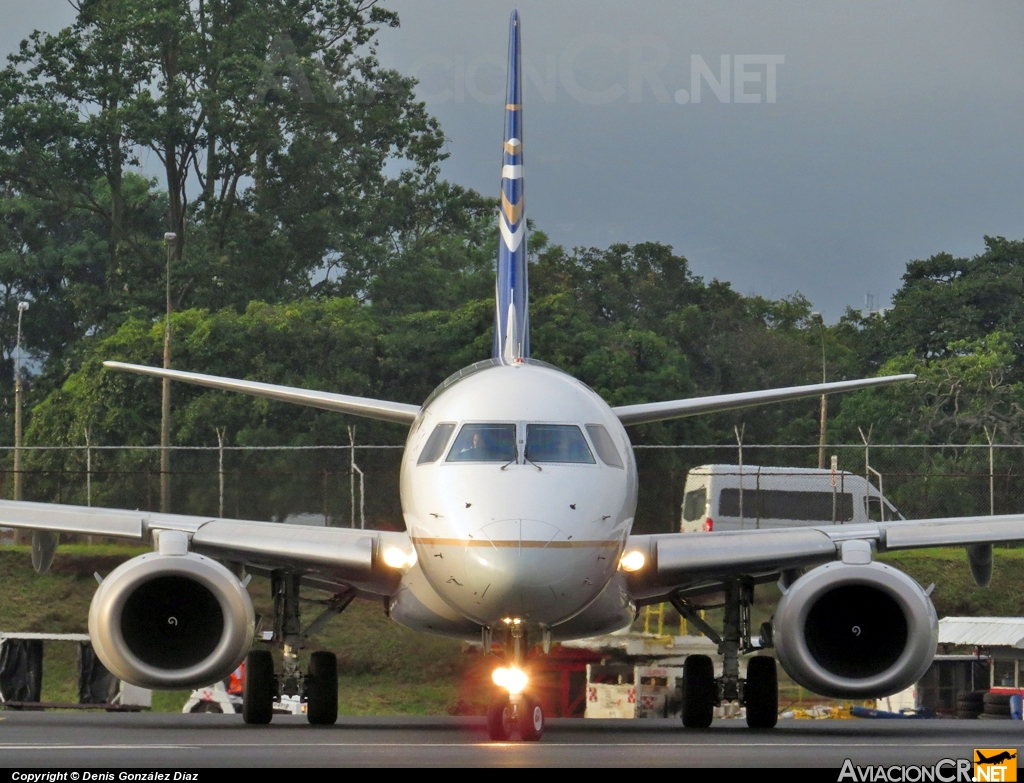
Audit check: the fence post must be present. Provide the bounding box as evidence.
[84,426,92,508]
[859,424,873,519]
[348,426,365,529]
[984,425,996,516]
[85,427,93,544]
[215,427,226,518]
[735,424,745,530]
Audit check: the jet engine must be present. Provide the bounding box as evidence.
[773,556,937,698]
[89,550,255,689]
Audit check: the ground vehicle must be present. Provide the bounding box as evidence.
[680,465,903,532]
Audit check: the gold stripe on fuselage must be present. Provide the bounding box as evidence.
[413,537,619,549]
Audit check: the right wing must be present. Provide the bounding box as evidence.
[612,374,914,426]
[0,499,407,597]
[103,361,420,425]
[624,513,1024,600]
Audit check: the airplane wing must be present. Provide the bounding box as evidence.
[624,513,1024,600]
[611,374,915,426]
[0,499,407,597]
[103,361,420,425]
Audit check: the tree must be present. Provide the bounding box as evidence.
[879,236,1024,370]
[0,0,455,358]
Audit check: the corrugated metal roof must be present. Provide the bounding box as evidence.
[939,617,1024,648]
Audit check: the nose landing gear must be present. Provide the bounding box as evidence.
[485,620,545,742]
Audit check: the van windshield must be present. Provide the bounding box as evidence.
[682,488,707,522]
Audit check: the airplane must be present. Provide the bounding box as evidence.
[977,752,1017,765]
[2,10,1020,742]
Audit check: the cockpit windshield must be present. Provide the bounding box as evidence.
[445,423,517,462]
[525,424,595,464]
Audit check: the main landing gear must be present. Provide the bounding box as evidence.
[485,620,545,742]
[671,578,779,730]
[241,570,354,726]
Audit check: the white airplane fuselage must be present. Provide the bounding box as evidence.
[395,360,638,638]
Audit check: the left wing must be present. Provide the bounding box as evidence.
[612,374,914,426]
[0,499,407,597]
[624,513,1024,600]
[103,361,420,425]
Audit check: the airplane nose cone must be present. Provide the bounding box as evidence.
[457,518,595,625]
[466,519,570,587]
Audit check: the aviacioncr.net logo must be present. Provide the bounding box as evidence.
[838,758,973,782]
[974,749,1017,782]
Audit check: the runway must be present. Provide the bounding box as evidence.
[1,713,1020,767]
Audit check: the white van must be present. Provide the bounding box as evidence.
[680,464,903,533]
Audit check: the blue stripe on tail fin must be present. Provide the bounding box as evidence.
[493,9,529,364]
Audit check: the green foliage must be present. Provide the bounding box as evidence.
[882,237,1024,368]
[0,0,483,370]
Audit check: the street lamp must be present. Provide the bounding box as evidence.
[161,232,177,513]
[810,312,827,470]
[14,300,29,503]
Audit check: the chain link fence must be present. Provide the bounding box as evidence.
[0,440,1022,540]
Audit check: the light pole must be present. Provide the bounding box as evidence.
[811,312,827,470]
[14,300,29,504]
[161,232,177,513]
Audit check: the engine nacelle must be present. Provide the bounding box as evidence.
[774,560,937,698]
[89,552,255,689]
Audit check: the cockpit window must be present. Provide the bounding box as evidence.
[417,422,457,465]
[446,423,517,462]
[525,424,596,464]
[585,424,623,468]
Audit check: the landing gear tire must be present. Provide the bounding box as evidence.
[518,697,544,741]
[682,654,716,729]
[306,651,338,725]
[242,649,275,725]
[487,694,514,741]
[744,656,778,729]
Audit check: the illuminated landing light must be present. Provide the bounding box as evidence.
[492,666,529,695]
[382,547,417,569]
[619,550,646,572]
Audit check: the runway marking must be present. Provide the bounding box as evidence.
[0,742,981,750]
[0,745,198,750]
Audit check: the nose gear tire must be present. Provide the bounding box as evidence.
[682,654,716,728]
[487,694,514,741]
[519,697,544,741]
[306,651,339,725]
[242,649,274,725]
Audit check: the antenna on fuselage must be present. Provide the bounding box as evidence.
[494,9,529,364]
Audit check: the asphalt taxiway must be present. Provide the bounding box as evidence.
[1,713,1020,767]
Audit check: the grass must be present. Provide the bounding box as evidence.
[2,543,1022,714]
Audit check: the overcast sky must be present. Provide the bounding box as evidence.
[5,1,1024,319]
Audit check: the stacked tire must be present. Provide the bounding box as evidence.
[978,691,1013,720]
[955,690,984,719]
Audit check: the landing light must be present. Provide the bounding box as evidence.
[492,666,529,695]
[619,550,645,572]
[382,547,417,569]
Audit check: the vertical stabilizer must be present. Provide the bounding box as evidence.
[493,9,529,363]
